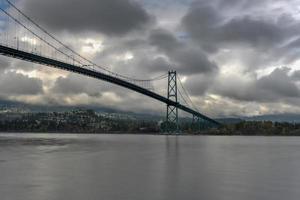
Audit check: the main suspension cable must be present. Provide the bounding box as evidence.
[178,74,200,112]
[4,0,167,83]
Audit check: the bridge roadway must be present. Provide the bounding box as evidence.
[0,44,220,126]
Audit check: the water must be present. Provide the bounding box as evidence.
[1,134,300,200]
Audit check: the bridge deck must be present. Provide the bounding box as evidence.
[0,44,220,126]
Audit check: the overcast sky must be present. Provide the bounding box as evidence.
[1,0,300,117]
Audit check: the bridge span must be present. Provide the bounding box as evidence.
[0,0,221,131]
[0,44,220,126]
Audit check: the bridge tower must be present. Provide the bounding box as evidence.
[166,70,179,132]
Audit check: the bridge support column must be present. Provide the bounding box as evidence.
[192,115,200,131]
[192,115,207,131]
[166,71,179,133]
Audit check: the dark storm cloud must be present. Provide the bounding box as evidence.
[0,72,43,95]
[22,0,153,36]
[184,74,217,96]
[257,68,300,98]
[149,29,218,75]
[214,68,300,102]
[292,70,300,80]
[149,29,181,51]
[181,1,297,53]
[145,57,172,73]
[174,48,218,74]
[92,37,171,77]
[221,18,284,47]
[215,0,273,12]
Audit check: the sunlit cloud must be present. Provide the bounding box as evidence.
[20,36,38,45]
[80,38,103,56]
[113,52,134,61]
[180,76,187,83]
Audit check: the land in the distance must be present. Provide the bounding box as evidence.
[0,107,300,135]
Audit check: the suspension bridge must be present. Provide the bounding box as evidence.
[0,0,220,132]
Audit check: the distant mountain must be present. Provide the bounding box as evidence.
[0,100,164,121]
[215,114,300,124]
[243,114,300,123]
[0,100,127,113]
[216,118,244,124]
[0,100,299,123]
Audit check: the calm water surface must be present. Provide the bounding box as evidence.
[1,133,300,200]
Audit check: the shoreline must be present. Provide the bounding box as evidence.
[1,131,300,137]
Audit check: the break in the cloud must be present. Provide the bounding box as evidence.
[0,0,300,117]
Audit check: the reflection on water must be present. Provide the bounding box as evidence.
[1,133,300,200]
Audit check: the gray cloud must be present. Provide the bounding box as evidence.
[292,70,300,80]
[183,7,276,51]
[141,56,171,73]
[180,0,300,76]
[181,2,294,53]
[257,68,300,98]
[93,37,171,76]
[149,29,181,51]
[0,72,43,95]
[276,37,300,64]
[52,76,89,96]
[214,67,300,102]
[184,74,217,96]
[117,55,171,76]
[0,56,10,72]
[51,74,112,97]
[22,0,153,36]
[149,28,218,75]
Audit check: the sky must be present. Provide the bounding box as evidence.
[1,0,300,117]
